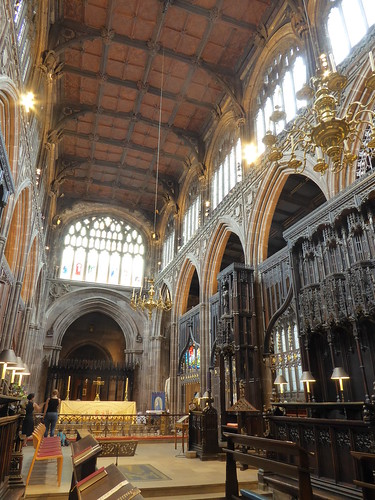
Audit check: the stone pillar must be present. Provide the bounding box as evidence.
[1,280,22,349]
[200,301,210,393]
[18,306,32,358]
[0,235,7,262]
[169,321,179,414]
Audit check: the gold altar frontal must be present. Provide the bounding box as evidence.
[60,400,136,416]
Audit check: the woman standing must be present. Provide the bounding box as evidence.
[22,393,43,442]
[43,389,60,437]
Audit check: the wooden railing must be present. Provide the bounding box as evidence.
[35,412,186,439]
[0,415,21,496]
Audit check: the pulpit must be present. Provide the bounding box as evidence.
[188,404,220,460]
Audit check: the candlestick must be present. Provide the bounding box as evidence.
[67,375,71,392]
[329,53,336,73]
[125,377,129,401]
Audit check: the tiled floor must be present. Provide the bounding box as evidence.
[22,441,258,499]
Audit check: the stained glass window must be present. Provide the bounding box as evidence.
[60,216,144,286]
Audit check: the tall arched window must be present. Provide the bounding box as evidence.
[182,185,200,247]
[13,0,35,82]
[255,47,307,154]
[271,315,304,401]
[60,216,144,286]
[162,215,175,269]
[211,135,242,211]
[327,0,375,65]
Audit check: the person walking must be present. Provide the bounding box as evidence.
[22,393,43,444]
[43,389,60,437]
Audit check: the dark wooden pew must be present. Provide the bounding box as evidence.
[224,432,313,500]
[351,450,375,500]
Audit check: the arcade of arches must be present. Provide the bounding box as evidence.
[1,0,375,497]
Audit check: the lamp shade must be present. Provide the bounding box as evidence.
[274,374,288,385]
[0,349,18,366]
[22,363,31,376]
[14,356,25,372]
[331,367,349,380]
[301,371,316,383]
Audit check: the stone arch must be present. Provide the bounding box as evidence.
[61,313,125,364]
[4,185,32,276]
[173,258,200,320]
[248,162,329,264]
[0,77,19,181]
[244,22,303,121]
[202,219,246,298]
[45,289,142,353]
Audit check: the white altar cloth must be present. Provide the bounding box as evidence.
[60,400,136,416]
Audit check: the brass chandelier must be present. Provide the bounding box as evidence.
[130,279,172,320]
[263,52,375,175]
[130,52,172,320]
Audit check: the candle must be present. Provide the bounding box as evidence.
[315,147,323,160]
[11,370,15,384]
[125,378,128,395]
[132,289,135,299]
[67,375,71,392]
[1,363,7,380]
[291,135,294,150]
[329,53,336,73]
[369,51,375,72]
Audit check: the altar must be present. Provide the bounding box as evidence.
[60,400,136,416]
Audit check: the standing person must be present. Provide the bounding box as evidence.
[22,393,43,443]
[43,389,60,437]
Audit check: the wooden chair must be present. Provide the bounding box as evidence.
[224,432,313,500]
[26,423,63,487]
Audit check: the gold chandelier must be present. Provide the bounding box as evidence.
[130,279,172,319]
[263,52,375,174]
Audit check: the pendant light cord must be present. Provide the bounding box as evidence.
[153,51,164,237]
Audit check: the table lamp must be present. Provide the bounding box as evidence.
[331,367,350,402]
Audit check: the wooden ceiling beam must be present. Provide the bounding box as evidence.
[62,129,187,163]
[63,65,214,111]
[57,103,200,141]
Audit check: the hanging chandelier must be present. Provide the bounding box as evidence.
[130,52,172,320]
[130,279,172,319]
[263,51,375,175]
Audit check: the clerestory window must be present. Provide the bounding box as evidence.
[182,186,200,246]
[255,48,307,155]
[327,0,375,65]
[13,0,34,82]
[59,216,144,286]
[211,137,242,211]
[162,215,175,269]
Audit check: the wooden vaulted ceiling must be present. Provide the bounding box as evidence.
[50,0,274,226]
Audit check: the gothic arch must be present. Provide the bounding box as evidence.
[202,220,245,298]
[0,77,19,181]
[248,162,329,264]
[45,289,142,352]
[4,185,32,276]
[173,258,200,320]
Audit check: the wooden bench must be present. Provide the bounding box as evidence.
[224,432,313,500]
[351,450,375,500]
[26,423,63,487]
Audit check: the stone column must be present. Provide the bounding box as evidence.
[169,321,179,414]
[18,306,32,358]
[1,280,22,349]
